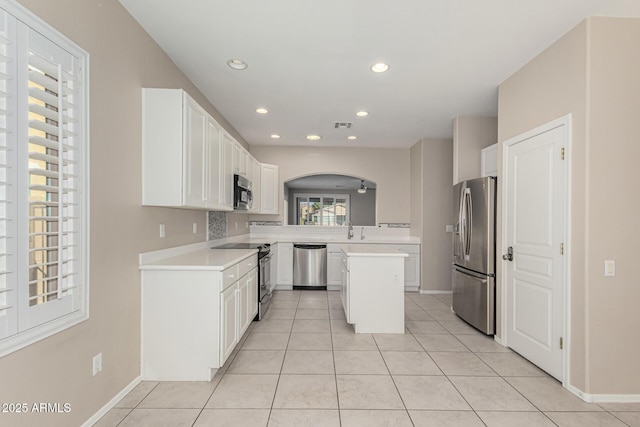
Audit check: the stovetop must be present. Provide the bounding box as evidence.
[214,243,271,257]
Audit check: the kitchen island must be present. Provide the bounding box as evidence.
[340,245,408,334]
[140,248,258,381]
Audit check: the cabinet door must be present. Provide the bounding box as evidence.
[270,244,278,291]
[238,276,250,336]
[277,243,293,285]
[341,256,351,323]
[248,269,258,321]
[327,251,343,286]
[221,133,234,209]
[250,159,261,213]
[206,116,229,210]
[183,95,207,208]
[220,284,238,365]
[260,164,279,214]
[404,253,419,290]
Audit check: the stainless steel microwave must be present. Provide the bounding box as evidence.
[233,174,252,210]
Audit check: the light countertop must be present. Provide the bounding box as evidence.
[140,248,257,271]
[341,244,409,257]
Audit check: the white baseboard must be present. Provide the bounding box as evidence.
[418,290,453,295]
[81,376,141,427]
[566,384,640,403]
[493,335,506,346]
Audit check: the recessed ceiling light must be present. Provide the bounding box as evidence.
[227,59,248,70]
[306,134,322,141]
[256,108,268,114]
[347,136,357,140]
[370,62,389,73]
[356,111,369,117]
[270,134,280,139]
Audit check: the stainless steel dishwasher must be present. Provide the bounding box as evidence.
[293,243,327,290]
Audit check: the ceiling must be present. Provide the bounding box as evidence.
[285,174,376,191]
[120,0,640,148]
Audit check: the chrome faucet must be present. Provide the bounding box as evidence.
[347,221,354,239]
[360,227,365,240]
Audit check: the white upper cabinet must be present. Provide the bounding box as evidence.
[221,132,235,209]
[183,96,208,208]
[206,117,233,211]
[481,143,498,177]
[142,88,279,213]
[250,158,262,214]
[232,140,249,178]
[142,88,233,211]
[260,164,279,214]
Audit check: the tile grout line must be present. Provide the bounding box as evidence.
[265,292,299,425]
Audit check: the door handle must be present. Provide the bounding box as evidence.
[502,246,513,261]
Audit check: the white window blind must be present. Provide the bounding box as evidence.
[0,2,89,356]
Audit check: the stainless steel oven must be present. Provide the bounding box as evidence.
[258,251,272,320]
[214,242,272,320]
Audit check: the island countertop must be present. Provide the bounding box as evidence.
[139,248,257,271]
[341,244,409,257]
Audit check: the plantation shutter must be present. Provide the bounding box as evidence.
[0,1,88,356]
[0,10,17,340]
[19,26,84,329]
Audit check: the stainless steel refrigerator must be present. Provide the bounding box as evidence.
[452,176,496,335]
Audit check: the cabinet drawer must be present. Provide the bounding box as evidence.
[238,254,258,278]
[222,265,240,290]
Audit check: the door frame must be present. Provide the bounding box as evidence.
[500,114,572,388]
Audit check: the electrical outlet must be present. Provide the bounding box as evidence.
[92,353,102,376]
[192,223,198,234]
[445,225,454,233]
[159,224,165,238]
[604,260,615,277]
[245,221,249,228]
[235,222,238,230]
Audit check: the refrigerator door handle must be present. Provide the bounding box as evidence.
[463,188,472,260]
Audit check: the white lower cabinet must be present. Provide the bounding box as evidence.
[141,254,258,381]
[327,245,344,288]
[329,243,420,291]
[340,247,406,334]
[276,242,293,287]
[340,253,350,323]
[220,283,239,364]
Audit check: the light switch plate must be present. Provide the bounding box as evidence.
[445,225,454,233]
[159,224,166,238]
[604,260,615,277]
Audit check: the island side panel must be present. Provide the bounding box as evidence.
[350,256,405,333]
[141,269,221,381]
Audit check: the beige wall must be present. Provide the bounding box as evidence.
[409,142,423,238]
[410,139,453,292]
[585,18,640,395]
[452,116,497,184]
[249,146,411,225]
[0,1,247,425]
[498,17,640,395]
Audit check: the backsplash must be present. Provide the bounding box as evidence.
[208,211,227,240]
[380,223,410,228]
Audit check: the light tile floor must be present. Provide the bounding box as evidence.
[96,291,640,427]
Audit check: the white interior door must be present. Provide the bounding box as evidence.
[504,119,568,381]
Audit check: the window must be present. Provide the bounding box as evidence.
[0,1,89,357]
[295,194,349,226]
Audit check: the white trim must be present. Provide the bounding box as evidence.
[493,335,506,346]
[419,290,452,295]
[0,0,91,356]
[500,114,572,387]
[80,376,141,427]
[566,384,640,403]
